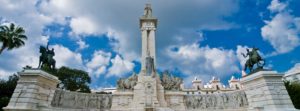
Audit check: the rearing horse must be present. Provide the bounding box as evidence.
[243,48,265,72]
[38,46,56,70]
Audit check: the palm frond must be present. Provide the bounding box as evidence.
[17,35,27,40]
[0,23,28,53]
[0,26,5,31]
[15,27,25,34]
[1,25,9,32]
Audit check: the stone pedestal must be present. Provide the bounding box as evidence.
[240,71,295,111]
[131,72,169,111]
[111,70,172,111]
[3,69,60,111]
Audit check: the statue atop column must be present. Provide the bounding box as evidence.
[144,4,152,17]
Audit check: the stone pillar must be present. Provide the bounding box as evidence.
[4,69,60,111]
[149,29,156,67]
[240,71,295,111]
[141,29,147,71]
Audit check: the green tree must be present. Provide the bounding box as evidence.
[284,81,300,109]
[0,23,27,54]
[42,66,91,93]
[0,74,19,111]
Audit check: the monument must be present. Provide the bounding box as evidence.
[111,4,172,111]
[38,43,56,70]
[241,47,266,74]
[3,3,297,111]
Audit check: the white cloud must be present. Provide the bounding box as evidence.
[261,13,300,54]
[106,28,138,61]
[70,17,99,35]
[261,0,300,54]
[51,45,84,69]
[76,39,89,50]
[267,0,287,13]
[286,63,300,75]
[86,50,111,77]
[162,43,239,83]
[172,44,201,60]
[0,70,14,80]
[107,55,134,77]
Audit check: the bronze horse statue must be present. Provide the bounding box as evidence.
[38,45,56,70]
[242,47,265,73]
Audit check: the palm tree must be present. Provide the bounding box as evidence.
[0,23,27,54]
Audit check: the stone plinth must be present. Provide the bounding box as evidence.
[4,69,60,111]
[111,71,171,111]
[131,73,168,111]
[240,71,295,111]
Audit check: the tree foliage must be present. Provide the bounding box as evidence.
[42,66,91,93]
[284,81,300,109]
[0,23,27,54]
[0,74,19,111]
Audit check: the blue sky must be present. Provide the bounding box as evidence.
[0,0,300,90]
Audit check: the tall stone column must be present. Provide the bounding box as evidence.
[141,29,148,72]
[4,69,60,111]
[241,71,296,111]
[149,29,156,67]
[141,27,157,72]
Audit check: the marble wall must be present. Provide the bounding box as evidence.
[5,70,296,111]
[51,90,112,110]
[185,91,248,110]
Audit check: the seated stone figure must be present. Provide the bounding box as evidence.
[161,71,183,90]
[117,73,138,90]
